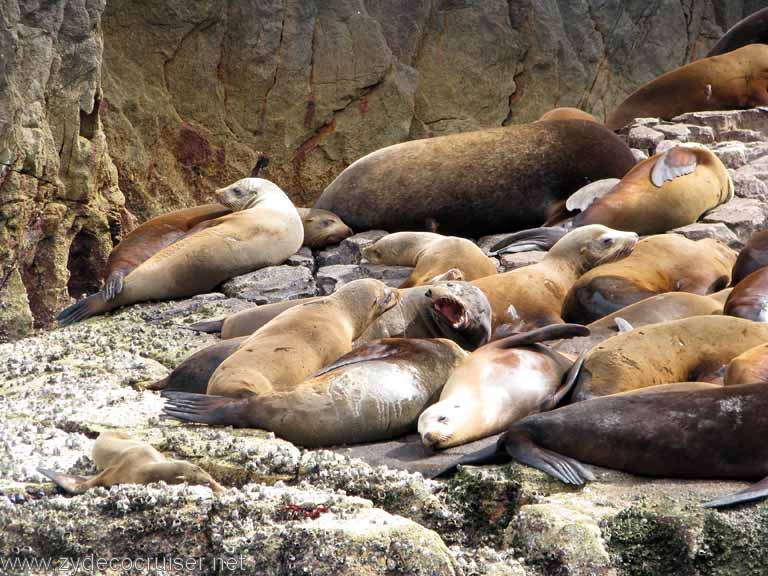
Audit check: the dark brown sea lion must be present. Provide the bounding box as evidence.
[732,230,768,285]
[440,382,768,508]
[314,120,636,236]
[537,107,599,123]
[37,431,222,494]
[607,44,768,130]
[162,338,466,447]
[707,8,768,57]
[563,234,736,324]
[725,267,768,321]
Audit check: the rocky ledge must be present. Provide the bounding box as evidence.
[3,110,768,576]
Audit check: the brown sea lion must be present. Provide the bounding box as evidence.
[417,324,588,450]
[471,225,638,330]
[724,267,768,321]
[725,343,768,386]
[441,382,768,508]
[572,315,768,400]
[537,107,599,123]
[571,144,733,234]
[296,207,353,248]
[206,279,399,398]
[607,44,768,130]
[37,431,222,494]
[362,232,498,288]
[162,338,466,447]
[57,178,304,326]
[563,234,736,324]
[314,120,636,236]
[707,8,768,57]
[732,230,768,285]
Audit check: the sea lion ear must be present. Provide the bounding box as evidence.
[650,146,698,187]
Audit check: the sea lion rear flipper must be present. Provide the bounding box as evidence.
[565,178,621,212]
[250,154,270,177]
[311,340,408,377]
[37,467,91,495]
[56,292,110,327]
[494,324,590,349]
[614,317,634,333]
[161,391,251,427]
[650,146,698,187]
[549,352,586,408]
[701,476,768,508]
[488,227,569,256]
[186,318,225,334]
[430,441,508,479]
[103,272,124,301]
[503,429,595,485]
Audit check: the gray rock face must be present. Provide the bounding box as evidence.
[221,265,317,304]
[315,230,388,267]
[703,198,768,244]
[671,222,743,249]
[316,263,412,295]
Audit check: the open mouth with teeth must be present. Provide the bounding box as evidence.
[433,297,468,329]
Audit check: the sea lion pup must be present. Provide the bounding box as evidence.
[297,207,353,248]
[554,292,725,356]
[563,234,736,324]
[571,145,733,235]
[162,338,466,448]
[732,230,768,285]
[707,7,768,57]
[571,316,768,400]
[471,225,638,330]
[57,178,304,326]
[206,279,399,398]
[724,267,768,321]
[417,324,588,450]
[725,343,768,386]
[438,382,768,508]
[606,44,768,130]
[362,232,498,287]
[537,107,598,123]
[314,120,635,236]
[37,431,222,494]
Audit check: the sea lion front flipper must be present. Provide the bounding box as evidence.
[161,391,251,427]
[614,317,634,333]
[186,318,225,334]
[428,268,464,284]
[503,429,595,485]
[650,146,698,187]
[488,227,569,256]
[494,324,590,349]
[548,352,586,409]
[103,272,124,301]
[565,178,621,212]
[701,476,768,508]
[430,441,509,479]
[37,467,92,495]
[311,340,409,377]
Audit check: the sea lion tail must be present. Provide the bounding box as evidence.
[494,324,590,349]
[702,476,768,509]
[161,391,250,427]
[503,428,595,485]
[37,467,90,494]
[429,441,509,479]
[56,292,111,326]
[488,227,569,256]
[102,272,124,301]
[185,318,225,333]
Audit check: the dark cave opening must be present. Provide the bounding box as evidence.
[79,92,101,141]
[66,228,104,299]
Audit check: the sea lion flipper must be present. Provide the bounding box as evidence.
[503,429,594,485]
[495,324,590,349]
[702,476,768,508]
[565,178,621,212]
[489,227,569,256]
[103,272,124,301]
[650,146,698,187]
[37,467,91,494]
[311,340,407,378]
[614,317,634,333]
[550,352,586,408]
[56,292,110,327]
[161,391,250,427]
[429,441,508,479]
[186,318,225,334]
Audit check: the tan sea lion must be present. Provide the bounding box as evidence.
[724,267,768,321]
[37,431,222,494]
[162,338,466,447]
[441,382,768,508]
[563,234,736,324]
[571,145,733,234]
[57,178,304,326]
[314,120,635,236]
[571,315,768,400]
[362,232,498,287]
[417,324,588,450]
[732,230,768,285]
[607,44,768,130]
[537,107,598,123]
[725,343,768,386]
[707,8,768,57]
[206,279,399,398]
[296,207,353,248]
[471,225,638,330]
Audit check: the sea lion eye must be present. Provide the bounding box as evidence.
[438,416,448,423]
[601,237,613,245]
[322,219,334,227]
[425,289,432,298]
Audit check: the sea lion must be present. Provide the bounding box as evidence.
[37,431,222,494]
[732,230,768,285]
[314,120,636,236]
[572,315,768,400]
[57,178,304,326]
[297,207,354,248]
[206,279,399,398]
[537,107,599,123]
[563,234,736,324]
[607,44,768,130]
[707,8,768,57]
[441,382,768,508]
[471,225,638,330]
[418,324,588,450]
[362,232,497,288]
[725,343,768,386]
[162,338,466,447]
[571,145,733,234]
[724,267,768,321]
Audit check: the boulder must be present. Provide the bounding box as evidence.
[221,265,317,304]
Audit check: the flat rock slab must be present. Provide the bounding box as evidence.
[221,265,317,304]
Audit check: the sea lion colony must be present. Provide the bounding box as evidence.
[41,15,768,509]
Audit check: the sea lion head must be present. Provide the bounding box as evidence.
[418,397,472,450]
[551,224,638,272]
[300,208,354,248]
[164,461,224,493]
[215,177,291,212]
[426,281,492,350]
[336,279,400,323]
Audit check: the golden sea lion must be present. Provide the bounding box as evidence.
[315,120,636,236]
[607,44,768,130]
[537,107,599,123]
[37,431,222,494]
[362,232,497,288]
[725,343,768,386]
[57,178,304,326]
[296,207,353,248]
